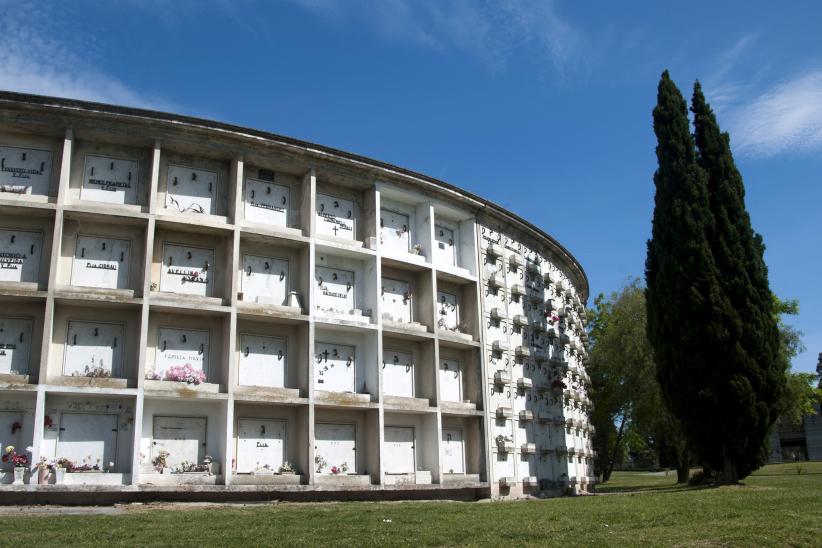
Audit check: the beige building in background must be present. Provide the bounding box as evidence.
[0,91,592,501]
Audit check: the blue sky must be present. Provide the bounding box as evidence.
[1,0,820,373]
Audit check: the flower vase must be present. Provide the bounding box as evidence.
[38,468,52,485]
[55,467,66,484]
[287,291,301,309]
[208,462,220,475]
[13,467,26,485]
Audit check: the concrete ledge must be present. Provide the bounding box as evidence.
[0,484,490,505]
[139,473,223,486]
[314,475,372,487]
[230,474,303,486]
[48,376,130,389]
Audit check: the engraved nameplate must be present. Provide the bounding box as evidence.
[160,243,214,297]
[244,178,289,227]
[0,146,52,195]
[154,327,209,379]
[316,193,355,239]
[0,229,42,283]
[315,266,355,314]
[71,235,131,289]
[81,155,139,204]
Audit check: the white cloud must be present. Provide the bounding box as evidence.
[725,69,822,157]
[0,1,168,109]
[284,0,578,71]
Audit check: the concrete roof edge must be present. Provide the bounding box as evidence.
[0,90,589,300]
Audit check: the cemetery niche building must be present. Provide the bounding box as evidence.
[0,91,593,502]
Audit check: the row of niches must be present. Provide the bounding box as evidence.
[488,413,595,459]
[490,443,595,490]
[0,214,480,339]
[0,135,478,275]
[0,392,485,486]
[0,303,482,405]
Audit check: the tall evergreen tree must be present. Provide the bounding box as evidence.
[691,83,783,482]
[645,72,727,481]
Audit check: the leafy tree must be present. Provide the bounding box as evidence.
[587,279,690,482]
[645,72,725,481]
[692,83,784,482]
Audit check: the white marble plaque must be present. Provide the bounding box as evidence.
[315,266,354,315]
[382,277,411,323]
[81,155,139,205]
[166,164,217,215]
[63,320,124,377]
[154,327,209,379]
[384,426,415,474]
[0,316,33,375]
[71,235,131,289]
[442,429,465,474]
[56,413,118,468]
[314,342,355,392]
[316,193,355,239]
[439,358,462,402]
[380,208,410,253]
[434,225,456,267]
[244,178,289,227]
[160,243,214,297]
[238,333,286,388]
[0,228,42,283]
[241,254,288,305]
[437,291,459,331]
[0,146,52,195]
[236,418,286,473]
[315,422,356,475]
[383,349,413,398]
[494,453,514,479]
[152,415,206,469]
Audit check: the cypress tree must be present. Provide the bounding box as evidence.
[645,72,726,482]
[691,83,783,482]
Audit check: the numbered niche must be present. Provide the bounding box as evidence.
[315,266,355,315]
[0,228,42,284]
[63,320,124,378]
[160,243,214,297]
[314,342,355,393]
[236,417,287,473]
[380,207,411,253]
[241,254,289,306]
[0,316,33,375]
[152,326,209,382]
[81,155,139,205]
[71,235,131,290]
[382,277,412,324]
[244,172,290,228]
[433,223,457,268]
[0,145,52,196]
[441,427,466,475]
[439,357,463,403]
[238,333,287,388]
[166,164,218,215]
[382,349,413,398]
[314,421,356,476]
[315,192,355,240]
[436,290,459,332]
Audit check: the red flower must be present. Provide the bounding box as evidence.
[44,415,53,428]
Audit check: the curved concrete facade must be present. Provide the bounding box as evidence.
[0,91,592,500]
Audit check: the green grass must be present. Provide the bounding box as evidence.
[1,463,820,546]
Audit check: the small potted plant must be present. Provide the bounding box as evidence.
[152,450,170,473]
[3,445,29,484]
[278,461,297,475]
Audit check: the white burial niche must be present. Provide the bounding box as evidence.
[62,320,125,380]
[242,166,304,233]
[382,417,437,486]
[439,346,481,411]
[432,208,477,277]
[315,183,369,245]
[314,253,376,324]
[435,277,477,342]
[380,266,433,334]
[161,152,228,219]
[79,154,139,205]
[313,409,375,485]
[70,235,131,290]
[146,325,215,390]
[0,227,44,285]
[0,316,34,377]
[237,235,307,312]
[152,226,229,303]
[0,144,53,196]
[313,328,378,404]
[378,191,429,262]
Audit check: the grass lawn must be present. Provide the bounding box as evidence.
[0,462,820,546]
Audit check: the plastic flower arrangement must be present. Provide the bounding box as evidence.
[153,364,206,384]
[329,462,349,475]
[314,454,327,473]
[2,445,29,468]
[70,455,103,472]
[152,450,170,471]
[278,461,296,474]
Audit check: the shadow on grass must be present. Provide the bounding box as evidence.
[595,483,714,495]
